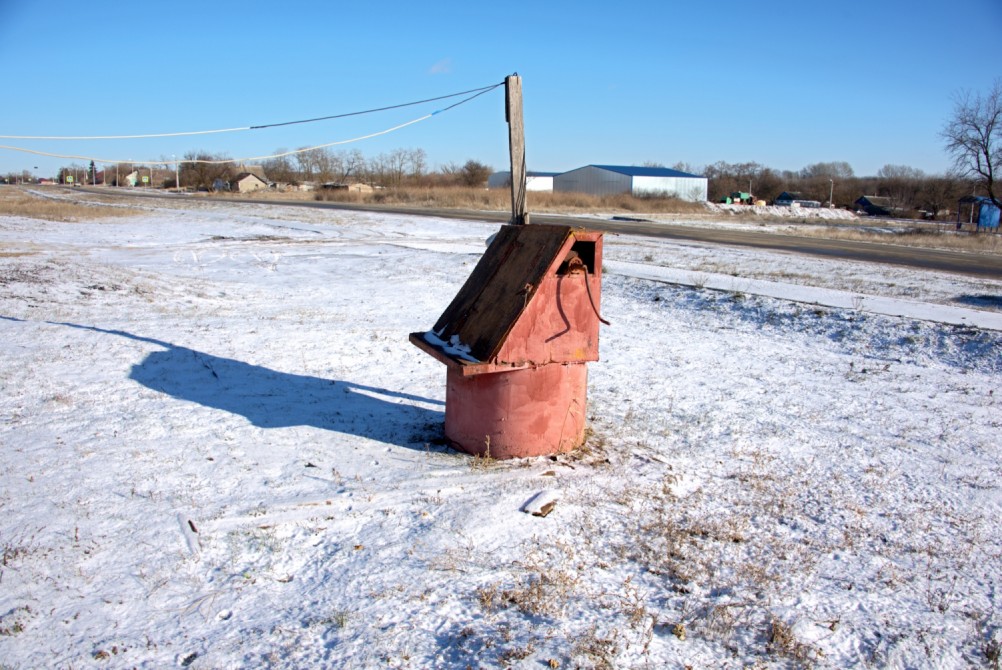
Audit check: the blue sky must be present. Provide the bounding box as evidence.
[1,0,1000,179]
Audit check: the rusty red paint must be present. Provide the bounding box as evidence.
[495,244,602,365]
[444,363,587,459]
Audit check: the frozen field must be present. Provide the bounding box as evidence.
[1,193,1001,668]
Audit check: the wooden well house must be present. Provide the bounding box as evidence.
[410,223,605,459]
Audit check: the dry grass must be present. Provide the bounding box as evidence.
[767,617,823,665]
[0,186,141,221]
[794,222,1002,254]
[309,186,706,214]
[240,186,1002,254]
[457,442,838,666]
[35,183,998,255]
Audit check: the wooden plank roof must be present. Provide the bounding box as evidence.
[431,224,574,362]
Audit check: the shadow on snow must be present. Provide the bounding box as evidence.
[3,316,444,449]
[953,294,1002,310]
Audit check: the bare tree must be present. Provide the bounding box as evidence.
[877,164,925,212]
[408,148,427,184]
[4,170,35,184]
[459,160,491,187]
[671,161,701,175]
[339,149,365,184]
[438,161,463,185]
[295,148,317,183]
[704,161,780,202]
[367,153,390,187]
[797,161,855,204]
[385,149,410,187]
[361,148,426,187]
[262,151,297,184]
[942,79,1002,207]
[799,161,855,180]
[311,149,337,184]
[181,152,233,191]
[918,175,965,220]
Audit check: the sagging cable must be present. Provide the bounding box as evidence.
[0,81,505,141]
[0,112,434,165]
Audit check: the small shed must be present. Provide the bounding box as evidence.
[958,196,1001,230]
[320,182,374,193]
[855,195,894,216]
[487,171,559,192]
[554,165,708,201]
[230,173,269,193]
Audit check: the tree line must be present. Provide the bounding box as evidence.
[702,78,1001,219]
[679,159,971,219]
[36,149,494,193]
[42,149,492,193]
[257,147,492,189]
[26,153,974,221]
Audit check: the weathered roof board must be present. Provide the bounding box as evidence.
[432,224,574,362]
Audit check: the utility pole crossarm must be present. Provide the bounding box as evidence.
[506,74,529,226]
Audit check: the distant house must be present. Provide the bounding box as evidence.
[553,165,707,201]
[230,173,269,193]
[958,196,1001,230]
[232,165,268,181]
[774,191,799,205]
[775,191,821,208]
[487,171,559,192]
[854,195,895,216]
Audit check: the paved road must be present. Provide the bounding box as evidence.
[73,187,1002,280]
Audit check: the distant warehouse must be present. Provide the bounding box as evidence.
[554,165,708,202]
[487,171,559,192]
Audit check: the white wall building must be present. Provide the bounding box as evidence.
[553,165,707,202]
[487,171,559,192]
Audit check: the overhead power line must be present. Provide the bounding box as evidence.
[0,82,505,166]
[1,114,432,165]
[0,81,505,141]
[249,82,503,131]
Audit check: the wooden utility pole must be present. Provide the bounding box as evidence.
[506,74,529,225]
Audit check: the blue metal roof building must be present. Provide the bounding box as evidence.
[588,165,704,179]
[553,164,708,201]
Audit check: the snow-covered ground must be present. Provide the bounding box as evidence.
[704,201,860,220]
[1,194,1000,668]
